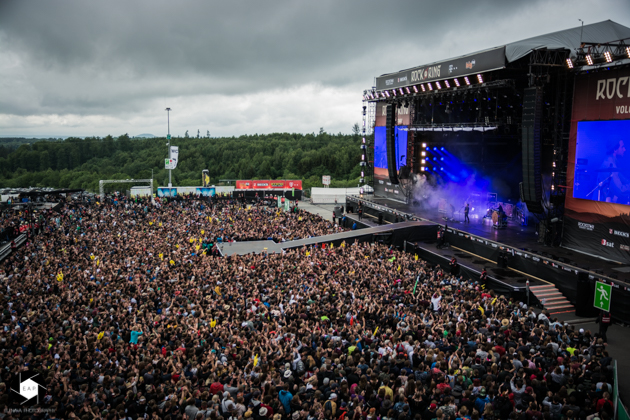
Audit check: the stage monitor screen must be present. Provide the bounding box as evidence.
[374,126,408,170]
[573,120,630,206]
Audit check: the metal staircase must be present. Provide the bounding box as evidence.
[530,284,574,315]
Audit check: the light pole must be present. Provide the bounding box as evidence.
[166,107,172,187]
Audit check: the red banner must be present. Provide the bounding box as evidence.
[236,180,302,190]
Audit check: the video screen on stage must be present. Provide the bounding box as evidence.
[374,126,408,170]
[573,120,630,205]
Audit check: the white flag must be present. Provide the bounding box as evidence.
[170,146,179,168]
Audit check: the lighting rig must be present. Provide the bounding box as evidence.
[566,40,630,68]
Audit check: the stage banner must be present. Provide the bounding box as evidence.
[564,65,630,263]
[375,47,505,91]
[235,180,302,190]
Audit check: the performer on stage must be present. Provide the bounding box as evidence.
[464,203,470,224]
[596,140,630,203]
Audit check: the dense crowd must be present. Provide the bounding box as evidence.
[0,195,616,420]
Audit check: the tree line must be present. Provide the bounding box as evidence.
[0,132,365,194]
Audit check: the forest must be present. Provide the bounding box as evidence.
[0,131,364,195]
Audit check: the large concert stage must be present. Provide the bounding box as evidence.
[360,20,630,323]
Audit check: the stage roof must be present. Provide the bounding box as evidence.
[375,20,630,91]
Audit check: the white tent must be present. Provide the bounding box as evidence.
[310,186,373,204]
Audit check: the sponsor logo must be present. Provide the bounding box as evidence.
[578,222,595,231]
[596,77,630,100]
[562,266,573,272]
[271,182,284,187]
[411,65,441,82]
[386,182,391,186]
[397,76,407,83]
[394,190,399,194]
[601,239,615,248]
[385,79,394,86]
[378,180,384,184]
[620,244,630,251]
[448,64,458,74]
[532,257,540,262]
[384,188,388,192]
[255,183,269,187]
[466,59,476,69]
[609,229,630,238]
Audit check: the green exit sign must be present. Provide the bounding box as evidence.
[594,281,611,312]
[167,134,171,140]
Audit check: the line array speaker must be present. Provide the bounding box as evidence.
[385,104,399,184]
[521,87,545,214]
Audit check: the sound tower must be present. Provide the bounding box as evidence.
[385,104,399,184]
[521,87,545,214]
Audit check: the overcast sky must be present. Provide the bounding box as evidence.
[1,0,629,138]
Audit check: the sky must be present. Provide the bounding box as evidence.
[1,0,629,138]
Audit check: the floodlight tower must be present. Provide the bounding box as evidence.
[166,107,172,187]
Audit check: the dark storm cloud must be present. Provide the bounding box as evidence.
[0,0,628,136]
[1,0,543,92]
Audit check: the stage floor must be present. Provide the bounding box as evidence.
[356,196,630,283]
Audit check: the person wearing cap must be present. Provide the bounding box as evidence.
[422,402,438,420]
[474,387,490,414]
[324,393,337,417]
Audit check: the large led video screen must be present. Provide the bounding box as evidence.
[374,126,408,170]
[573,120,630,205]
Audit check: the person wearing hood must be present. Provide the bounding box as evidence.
[279,384,294,414]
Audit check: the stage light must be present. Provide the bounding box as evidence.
[361,171,364,178]
[421,84,426,92]
[392,89,397,96]
[405,87,410,94]
[433,157,437,161]
[421,167,426,172]
[426,147,430,151]
[362,154,365,161]
[552,161,556,167]
[433,167,437,171]
[433,147,437,151]
[440,167,444,171]
[440,147,444,151]
[440,157,444,161]
[627,47,630,58]
[384,90,390,97]
[464,76,471,85]
[362,137,366,144]
[454,78,460,87]
[435,81,442,90]
[422,142,427,148]
[421,159,426,164]
[399,88,404,95]
[586,54,593,65]
[421,151,426,156]
[604,51,613,63]
[477,74,484,83]
[427,83,433,91]
[444,80,450,88]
